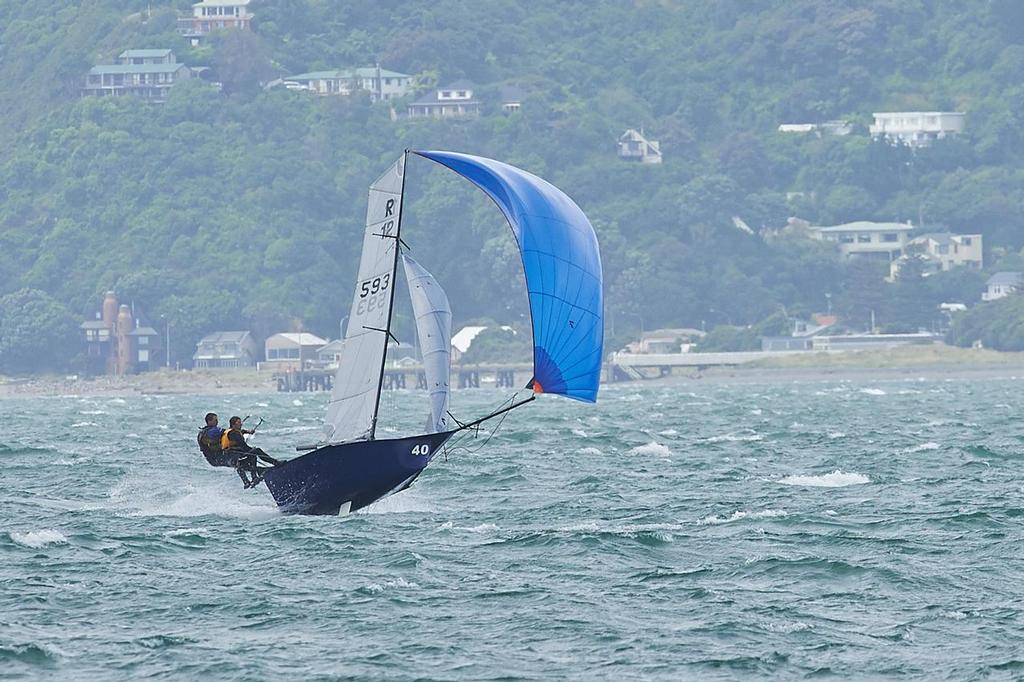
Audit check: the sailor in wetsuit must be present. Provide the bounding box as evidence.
[197,412,272,488]
[221,416,282,488]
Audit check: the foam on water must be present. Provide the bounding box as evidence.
[705,432,764,443]
[905,442,941,453]
[860,388,887,396]
[778,470,871,487]
[108,475,278,520]
[697,509,787,525]
[10,530,68,548]
[629,441,672,456]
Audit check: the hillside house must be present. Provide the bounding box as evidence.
[500,85,524,112]
[761,315,837,351]
[193,331,257,369]
[117,49,175,65]
[283,67,412,101]
[809,221,915,261]
[407,80,481,119]
[870,112,965,148]
[982,272,1024,302]
[890,232,983,279]
[178,0,253,44]
[618,128,662,164]
[83,50,190,101]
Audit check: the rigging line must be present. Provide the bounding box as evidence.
[442,396,521,460]
[442,391,519,453]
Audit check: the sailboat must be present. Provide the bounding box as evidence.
[262,151,603,515]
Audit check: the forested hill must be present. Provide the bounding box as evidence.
[2,0,1024,367]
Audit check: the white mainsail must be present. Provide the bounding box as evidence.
[401,255,452,433]
[323,155,405,442]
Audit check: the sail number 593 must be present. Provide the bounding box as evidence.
[359,274,390,298]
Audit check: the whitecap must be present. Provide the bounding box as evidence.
[658,429,679,436]
[629,441,672,456]
[11,530,68,548]
[579,447,602,456]
[292,399,304,407]
[778,470,870,487]
[860,388,887,396]
[164,527,208,538]
[256,402,269,408]
[79,410,107,415]
[697,509,786,526]
[572,428,588,437]
[827,431,846,439]
[108,398,127,404]
[905,442,941,453]
[705,432,763,443]
[71,422,96,428]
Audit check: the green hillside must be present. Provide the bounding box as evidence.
[1,0,1023,369]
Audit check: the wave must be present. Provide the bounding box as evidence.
[705,432,763,443]
[905,442,941,453]
[697,509,786,526]
[10,530,68,548]
[108,475,278,520]
[778,470,870,487]
[629,441,672,456]
[860,388,887,396]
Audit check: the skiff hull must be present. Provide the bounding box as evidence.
[262,431,453,515]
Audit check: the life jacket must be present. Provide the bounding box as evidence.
[198,425,223,456]
[222,428,244,451]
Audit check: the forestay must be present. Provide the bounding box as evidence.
[414,151,604,403]
[323,155,405,443]
[401,255,452,433]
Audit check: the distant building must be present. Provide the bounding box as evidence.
[80,291,163,375]
[263,332,328,370]
[809,221,915,261]
[777,120,853,136]
[82,50,191,101]
[316,339,344,367]
[625,328,705,354]
[618,128,662,164]
[193,331,257,369]
[178,0,253,44]
[982,272,1024,302]
[284,67,413,101]
[810,332,940,351]
[451,325,488,363]
[761,315,837,351]
[870,112,965,148]
[890,232,983,279]
[407,80,481,119]
[500,85,524,113]
[117,49,176,65]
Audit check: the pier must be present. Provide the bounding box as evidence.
[275,363,534,392]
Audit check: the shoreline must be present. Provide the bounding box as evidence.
[3,346,1024,398]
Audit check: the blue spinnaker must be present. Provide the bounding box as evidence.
[414,151,604,402]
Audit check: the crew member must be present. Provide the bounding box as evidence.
[197,412,254,487]
[222,416,281,487]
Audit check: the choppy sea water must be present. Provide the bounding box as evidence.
[2,377,1024,680]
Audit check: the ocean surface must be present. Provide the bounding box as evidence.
[2,376,1024,680]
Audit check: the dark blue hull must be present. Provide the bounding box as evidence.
[262,432,453,515]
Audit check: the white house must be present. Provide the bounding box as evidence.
[618,128,662,164]
[982,272,1024,302]
[890,232,983,279]
[285,67,413,101]
[777,120,853,136]
[263,332,327,370]
[809,221,915,261]
[178,0,253,42]
[870,112,965,148]
[407,80,481,119]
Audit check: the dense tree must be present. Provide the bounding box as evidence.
[0,289,80,374]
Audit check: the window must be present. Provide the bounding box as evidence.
[857,234,872,243]
[457,90,467,97]
[938,245,948,255]
[138,349,149,363]
[138,336,149,346]
[962,237,972,246]
[839,235,855,244]
[881,233,899,243]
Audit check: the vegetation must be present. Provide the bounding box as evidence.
[1,1,1024,372]
[947,294,1024,351]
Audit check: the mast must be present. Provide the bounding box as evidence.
[369,150,408,440]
